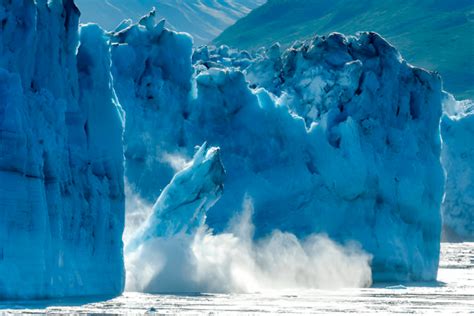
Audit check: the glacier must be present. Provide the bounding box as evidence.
[441,95,474,241]
[0,0,125,299]
[0,0,456,299]
[111,13,445,283]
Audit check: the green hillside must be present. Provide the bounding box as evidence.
[214,0,474,99]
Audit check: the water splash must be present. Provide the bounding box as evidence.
[125,197,372,293]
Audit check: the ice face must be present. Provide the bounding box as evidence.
[0,1,125,299]
[110,12,193,204]
[441,95,474,241]
[111,13,445,283]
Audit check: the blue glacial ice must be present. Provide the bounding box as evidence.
[441,95,474,241]
[126,143,225,252]
[112,15,445,283]
[0,1,461,299]
[0,0,124,299]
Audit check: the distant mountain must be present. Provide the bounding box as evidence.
[214,0,474,99]
[75,0,265,44]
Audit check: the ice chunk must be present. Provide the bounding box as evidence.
[127,143,225,252]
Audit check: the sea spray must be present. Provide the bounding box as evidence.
[125,197,372,293]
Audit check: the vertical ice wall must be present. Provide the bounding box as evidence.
[0,0,125,299]
[441,96,474,241]
[204,41,473,243]
[111,13,193,203]
[111,13,445,283]
[244,34,445,281]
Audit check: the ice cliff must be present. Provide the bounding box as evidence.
[0,1,451,297]
[0,0,125,299]
[111,13,445,283]
[243,34,445,280]
[441,96,474,241]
